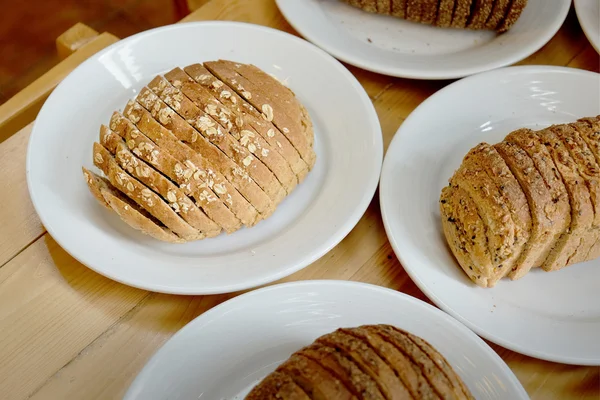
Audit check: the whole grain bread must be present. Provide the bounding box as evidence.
[391,0,408,17]
[451,0,473,28]
[436,0,456,27]
[245,371,311,400]
[298,344,387,400]
[467,0,494,29]
[484,0,511,29]
[497,0,528,32]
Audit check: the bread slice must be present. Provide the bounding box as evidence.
[484,0,511,29]
[123,99,267,224]
[494,140,557,279]
[246,371,311,400]
[451,0,474,28]
[452,145,517,282]
[436,0,456,27]
[538,126,594,270]
[299,344,386,400]
[575,117,600,164]
[420,0,439,24]
[316,330,412,398]
[277,354,355,400]
[138,83,266,225]
[346,327,438,399]
[467,0,494,29]
[213,60,316,148]
[372,325,464,399]
[159,70,285,208]
[362,0,378,13]
[504,128,571,268]
[163,68,286,205]
[398,327,474,399]
[556,125,600,264]
[391,0,407,17]
[470,143,531,278]
[83,168,184,243]
[376,0,392,14]
[406,0,423,22]
[181,64,298,193]
[101,126,222,237]
[185,64,309,182]
[135,85,273,221]
[109,112,243,233]
[93,143,202,241]
[497,0,527,32]
[440,184,493,287]
[203,61,316,168]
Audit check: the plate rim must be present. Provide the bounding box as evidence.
[380,64,600,365]
[124,279,529,400]
[26,21,383,295]
[275,0,572,80]
[574,0,600,54]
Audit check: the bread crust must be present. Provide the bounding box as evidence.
[451,0,473,28]
[436,0,456,27]
[391,0,408,17]
[494,140,556,279]
[316,330,412,398]
[204,61,316,168]
[182,64,299,193]
[467,0,494,29]
[497,0,528,32]
[538,126,594,271]
[484,0,511,29]
[347,327,438,399]
[299,343,386,400]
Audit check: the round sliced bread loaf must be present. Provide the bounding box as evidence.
[245,325,473,400]
[82,61,316,242]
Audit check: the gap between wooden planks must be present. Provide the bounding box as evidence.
[0,0,599,398]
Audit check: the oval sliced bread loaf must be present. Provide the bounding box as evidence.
[83,61,316,242]
[441,117,600,287]
[246,325,473,400]
[341,0,527,31]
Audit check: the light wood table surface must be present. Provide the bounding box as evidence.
[0,1,598,399]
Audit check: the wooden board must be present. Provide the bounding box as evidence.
[0,0,598,399]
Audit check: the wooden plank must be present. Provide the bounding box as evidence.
[0,124,43,267]
[56,23,99,60]
[567,45,600,72]
[0,235,148,400]
[0,32,119,144]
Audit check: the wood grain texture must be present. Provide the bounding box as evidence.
[0,0,599,399]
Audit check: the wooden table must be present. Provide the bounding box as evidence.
[0,1,598,399]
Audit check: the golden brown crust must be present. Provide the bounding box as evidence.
[93,144,202,241]
[203,60,316,169]
[494,140,555,279]
[316,330,412,398]
[406,0,423,22]
[181,64,299,193]
[122,100,264,226]
[538,126,594,270]
[436,0,456,27]
[162,68,286,207]
[373,325,465,399]
[440,185,492,287]
[452,144,516,282]
[484,0,511,29]
[467,0,494,29]
[451,0,473,28]
[299,344,386,400]
[497,0,528,32]
[246,371,311,400]
[277,354,356,400]
[420,0,439,24]
[348,327,438,399]
[391,0,408,17]
[109,115,242,234]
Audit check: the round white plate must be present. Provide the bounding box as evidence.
[380,66,600,365]
[26,22,382,295]
[575,0,600,53]
[124,280,528,400]
[276,0,571,79]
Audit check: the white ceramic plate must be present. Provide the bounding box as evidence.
[124,280,528,400]
[276,0,571,79]
[380,66,600,365]
[26,22,382,295]
[575,0,600,53]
